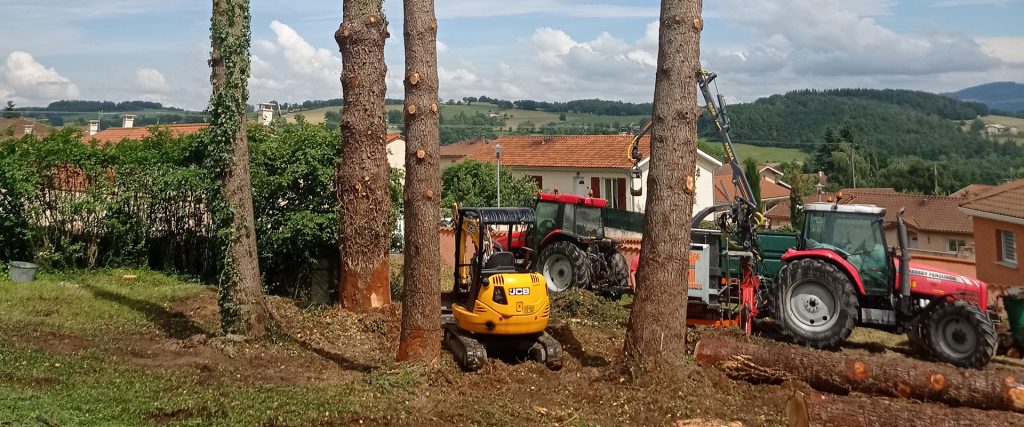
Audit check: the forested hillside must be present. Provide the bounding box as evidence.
[702,89,1023,192]
[946,82,1024,113]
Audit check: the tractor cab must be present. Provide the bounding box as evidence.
[800,203,891,295]
[524,193,609,251]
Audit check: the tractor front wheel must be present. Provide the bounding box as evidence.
[777,258,859,349]
[539,241,592,293]
[924,300,997,369]
[607,251,630,289]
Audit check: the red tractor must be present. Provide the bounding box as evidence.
[507,193,631,297]
[770,201,998,368]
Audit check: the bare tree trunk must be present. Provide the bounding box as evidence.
[396,0,441,363]
[695,336,1024,413]
[623,0,703,372]
[335,0,393,311]
[209,0,270,338]
[790,386,1024,427]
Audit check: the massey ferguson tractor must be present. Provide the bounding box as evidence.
[768,201,998,368]
[507,193,631,297]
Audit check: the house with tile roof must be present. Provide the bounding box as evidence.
[439,135,722,214]
[959,179,1024,291]
[0,118,54,138]
[766,189,975,258]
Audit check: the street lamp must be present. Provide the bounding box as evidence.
[815,181,825,202]
[495,144,502,207]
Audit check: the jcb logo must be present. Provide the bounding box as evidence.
[509,287,530,296]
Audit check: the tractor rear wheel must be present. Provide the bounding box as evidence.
[777,258,859,349]
[924,300,997,369]
[539,241,591,293]
[607,251,629,289]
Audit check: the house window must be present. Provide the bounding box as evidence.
[602,177,618,208]
[999,230,1017,266]
[947,239,967,253]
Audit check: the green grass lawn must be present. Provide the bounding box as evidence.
[730,143,807,163]
[0,270,378,426]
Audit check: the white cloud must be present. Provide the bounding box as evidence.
[931,0,1012,7]
[254,39,279,55]
[705,0,1002,77]
[434,0,658,19]
[0,51,79,103]
[436,41,448,54]
[269,20,341,87]
[135,68,169,94]
[978,37,1024,63]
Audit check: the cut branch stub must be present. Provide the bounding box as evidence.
[693,17,703,31]
[409,71,421,85]
[425,190,434,199]
[415,149,425,159]
[430,103,438,113]
[406,104,417,115]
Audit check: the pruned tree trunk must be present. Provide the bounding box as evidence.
[208,0,271,338]
[623,0,703,372]
[788,386,1024,427]
[396,0,442,363]
[335,0,393,311]
[695,336,1024,413]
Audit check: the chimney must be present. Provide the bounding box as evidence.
[23,124,34,135]
[258,103,274,126]
[88,120,99,136]
[122,114,136,128]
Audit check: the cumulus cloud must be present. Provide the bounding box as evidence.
[707,0,1002,77]
[0,51,79,103]
[269,20,341,87]
[135,68,169,94]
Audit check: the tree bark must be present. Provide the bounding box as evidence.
[396,0,441,363]
[695,336,1024,413]
[335,0,393,311]
[789,387,1024,427]
[209,0,271,338]
[623,0,703,372]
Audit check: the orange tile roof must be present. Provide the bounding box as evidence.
[767,190,973,235]
[89,124,209,145]
[960,179,1024,220]
[951,183,995,199]
[0,118,54,138]
[713,175,791,204]
[386,134,403,143]
[440,135,652,169]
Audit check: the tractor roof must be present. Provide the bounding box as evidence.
[536,192,609,208]
[803,202,885,215]
[459,207,536,225]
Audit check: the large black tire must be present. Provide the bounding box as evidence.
[539,240,592,293]
[776,258,859,349]
[607,251,629,288]
[905,312,930,355]
[924,300,997,369]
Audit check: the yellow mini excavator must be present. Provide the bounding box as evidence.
[444,205,563,372]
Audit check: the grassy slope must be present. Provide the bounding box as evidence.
[283,103,649,130]
[0,270,360,426]
[731,143,806,163]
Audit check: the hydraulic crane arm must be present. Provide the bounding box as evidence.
[697,69,757,210]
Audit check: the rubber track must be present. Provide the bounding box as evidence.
[444,323,488,372]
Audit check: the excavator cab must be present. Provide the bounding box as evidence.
[446,206,563,372]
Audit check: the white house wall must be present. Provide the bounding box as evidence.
[387,139,406,171]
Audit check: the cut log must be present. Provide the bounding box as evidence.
[792,387,1024,427]
[694,336,1024,413]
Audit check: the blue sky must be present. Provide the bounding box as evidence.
[0,0,1021,110]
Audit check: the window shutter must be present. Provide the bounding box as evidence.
[616,178,626,210]
[591,177,601,198]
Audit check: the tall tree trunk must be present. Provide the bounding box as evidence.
[623,0,703,373]
[335,0,392,310]
[396,0,442,362]
[209,0,270,338]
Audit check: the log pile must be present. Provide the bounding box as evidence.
[693,335,1024,420]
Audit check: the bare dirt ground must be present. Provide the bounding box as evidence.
[7,282,1024,426]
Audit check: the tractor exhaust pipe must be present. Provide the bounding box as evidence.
[896,208,912,315]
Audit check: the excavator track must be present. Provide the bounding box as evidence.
[536,331,564,371]
[444,323,488,372]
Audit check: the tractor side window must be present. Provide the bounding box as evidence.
[575,206,602,237]
[534,202,559,237]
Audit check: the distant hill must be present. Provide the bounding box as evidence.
[945,82,1024,113]
[12,100,206,128]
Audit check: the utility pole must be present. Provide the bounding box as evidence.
[933,163,940,195]
[495,144,502,207]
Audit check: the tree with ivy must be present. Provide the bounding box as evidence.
[208,0,271,337]
[335,0,393,310]
[396,0,442,363]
